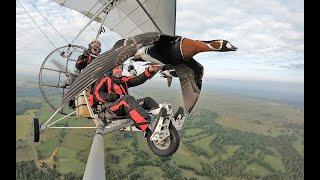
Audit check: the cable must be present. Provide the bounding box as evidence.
[26,0,69,44]
[17,0,59,50]
[154,0,160,17]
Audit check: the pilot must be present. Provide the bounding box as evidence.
[89,63,165,136]
[75,39,101,71]
[68,39,102,108]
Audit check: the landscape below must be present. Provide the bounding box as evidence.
[16,76,304,180]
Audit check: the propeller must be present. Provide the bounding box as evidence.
[52,59,79,88]
[52,59,78,77]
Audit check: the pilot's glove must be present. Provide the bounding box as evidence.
[83,49,90,57]
[108,94,120,102]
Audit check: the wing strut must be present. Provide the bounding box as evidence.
[136,0,162,33]
[70,0,116,45]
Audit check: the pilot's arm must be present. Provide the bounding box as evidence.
[76,50,94,71]
[125,65,160,88]
[75,54,87,71]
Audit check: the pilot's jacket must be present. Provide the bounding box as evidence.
[90,67,158,131]
[75,52,96,71]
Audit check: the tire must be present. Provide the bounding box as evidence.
[33,118,40,142]
[146,124,180,157]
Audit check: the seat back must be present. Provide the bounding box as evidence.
[75,93,91,118]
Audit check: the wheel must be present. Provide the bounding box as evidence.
[146,124,180,157]
[33,118,40,142]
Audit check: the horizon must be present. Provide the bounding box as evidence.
[16,70,304,84]
[17,71,304,108]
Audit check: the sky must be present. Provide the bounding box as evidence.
[16,0,304,83]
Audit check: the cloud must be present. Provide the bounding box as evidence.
[275,63,304,70]
[16,0,304,83]
[16,0,122,69]
[175,0,304,75]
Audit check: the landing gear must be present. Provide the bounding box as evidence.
[33,117,40,142]
[35,100,185,158]
[146,124,180,157]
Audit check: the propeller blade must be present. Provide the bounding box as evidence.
[52,59,77,76]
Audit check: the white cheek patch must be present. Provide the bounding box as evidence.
[226,42,232,49]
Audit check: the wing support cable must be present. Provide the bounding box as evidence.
[136,0,162,33]
[26,0,69,44]
[17,0,60,50]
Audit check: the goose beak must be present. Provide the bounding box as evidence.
[226,42,237,51]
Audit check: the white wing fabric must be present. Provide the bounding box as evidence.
[53,0,176,37]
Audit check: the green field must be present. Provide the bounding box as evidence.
[108,149,135,169]
[37,136,59,159]
[39,129,61,142]
[181,169,212,180]
[183,128,205,137]
[246,163,272,177]
[191,135,215,155]
[16,109,38,164]
[67,118,94,127]
[172,143,203,171]
[220,145,241,160]
[263,154,285,173]
[55,146,86,176]
[197,92,304,137]
[16,80,304,179]
[61,132,92,151]
[16,109,37,140]
[16,142,35,162]
[292,137,304,157]
[143,166,165,178]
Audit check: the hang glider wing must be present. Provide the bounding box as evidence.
[62,32,161,104]
[53,0,176,37]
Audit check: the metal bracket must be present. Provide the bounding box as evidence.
[172,114,186,130]
[150,117,170,142]
[102,120,134,135]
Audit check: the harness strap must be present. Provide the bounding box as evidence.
[107,77,112,94]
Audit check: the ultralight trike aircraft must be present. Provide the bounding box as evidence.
[25,0,236,178]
